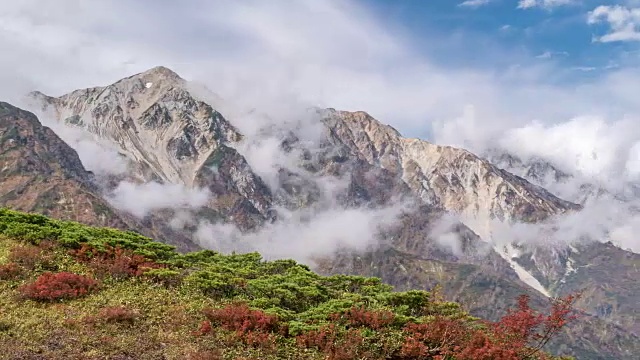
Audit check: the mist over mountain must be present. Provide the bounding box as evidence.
[2,1,640,358]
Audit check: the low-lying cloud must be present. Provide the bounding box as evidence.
[106,181,210,219]
[195,204,407,263]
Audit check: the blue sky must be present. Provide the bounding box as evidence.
[365,0,639,78]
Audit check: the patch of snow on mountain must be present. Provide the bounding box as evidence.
[495,244,551,297]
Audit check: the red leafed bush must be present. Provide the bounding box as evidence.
[491,293,581,359]
[19,272,98,301]
[197,320,213,335]
[296,323,339,351]
[0,262,22,280]
[242,330,277,350]
[341,306,395,330]
[454,330,520,360]
[203,303,280,335]
[398,293,581,360]
[203,303,280,349]
[296,324,369,360]
[71,244,164,279]
[97,306,140,324]
[400,317,468,358]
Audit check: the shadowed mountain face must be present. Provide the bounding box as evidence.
[0,102,197,251]
[17,66,640,358]
[0,102,117,225]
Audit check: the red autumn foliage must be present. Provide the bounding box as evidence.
[398,293,581,360]
[70,244,164,279]
[296,324,369,360]
[296,323,339,351]
[242,330,277,350]
[203,303,280,349]
[97,306,140,324]
[493,293,581,359]
[0,262,22,280]
[197,320,213,335]
[203,303,280,335]
[454,330,521,360]
[340,306,395,330]
[19,272,98,301]
[400,317,468,358]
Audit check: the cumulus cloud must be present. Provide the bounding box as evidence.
[588,5,640,42]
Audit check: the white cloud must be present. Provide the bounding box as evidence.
[195,203,407,263]
[498,116,639,183]
[535,50,569,59]
[458,0,491,8]
[588,5,640,42]
[518,0,576,10]
[106,181,210,218]
[536,51,554,59]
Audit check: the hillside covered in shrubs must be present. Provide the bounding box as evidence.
[0,208,579,360]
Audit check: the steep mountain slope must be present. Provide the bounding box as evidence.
[31,66,275,231]
[322,114,640,354]
[0,102,196,251]
[0,102,124,226]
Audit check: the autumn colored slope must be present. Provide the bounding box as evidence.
[0,208,578,360]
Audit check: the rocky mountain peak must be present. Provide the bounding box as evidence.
[137,65,183,81]
[325,110,579,238]
[31,66,242,186]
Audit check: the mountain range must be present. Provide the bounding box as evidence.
[1,66,637,358]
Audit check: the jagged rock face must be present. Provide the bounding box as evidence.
[31,67,275,230]
[0,102,94,186]
[33,66,241,186]
[323,110,580,238]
